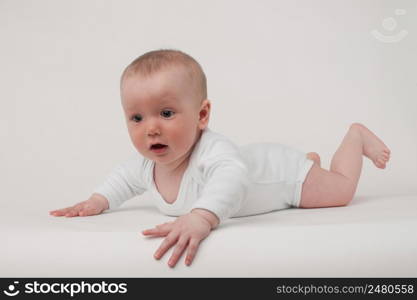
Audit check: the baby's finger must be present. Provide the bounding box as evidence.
[65,210,79,217]
[142,223,172,236]
[79,205,99,217]
[50,207,73,216]
[65,206,82,217]
[185,238,201,266]
[142,228,158,235]
[142,228,169,237]
[156,222,174,231]
[78,209,89,217]
[160,221,174,226]
[168,235,189,268]
[50,210,63,216]
[154,231,179,260]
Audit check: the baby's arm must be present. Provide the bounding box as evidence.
[49,193,109,217]
[50,154,147,217]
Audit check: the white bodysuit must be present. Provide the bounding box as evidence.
[93,127,314,222]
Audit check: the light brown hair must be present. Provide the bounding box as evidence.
[121,49,207,102]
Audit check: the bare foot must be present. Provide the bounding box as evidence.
[307,152,321,166]
[353,123,391,169]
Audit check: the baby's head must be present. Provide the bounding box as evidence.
[120,49,210,167]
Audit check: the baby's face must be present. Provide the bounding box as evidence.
[120,67,209,167]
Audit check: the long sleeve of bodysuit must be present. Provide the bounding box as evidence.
[92,154,147,210]
[190,140,250,222]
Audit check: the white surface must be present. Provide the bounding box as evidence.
[1,0,416,277]
[2,193,417,277]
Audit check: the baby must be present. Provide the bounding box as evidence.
[50,49,391,268]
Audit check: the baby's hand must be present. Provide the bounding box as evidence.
[49,193,109,217]
[142,209,218,267]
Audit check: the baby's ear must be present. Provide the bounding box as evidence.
[198,100,211,128]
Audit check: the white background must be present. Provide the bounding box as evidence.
[1,0,416,223]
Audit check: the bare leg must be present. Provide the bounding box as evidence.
[300,123,391,208]
[330,123,390,183]
[329,124,364,193]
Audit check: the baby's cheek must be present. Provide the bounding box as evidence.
[128,130,145,150]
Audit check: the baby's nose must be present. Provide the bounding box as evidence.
[147,125,161,136]
[145,118,161,134]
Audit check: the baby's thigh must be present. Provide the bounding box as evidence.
[299,164,353,208]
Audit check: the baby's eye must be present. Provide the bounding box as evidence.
[131,114,143,122]
[161,110,175,118]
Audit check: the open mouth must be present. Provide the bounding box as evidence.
[150,143,168,150]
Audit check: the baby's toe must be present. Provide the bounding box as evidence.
[377,158,386,168]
